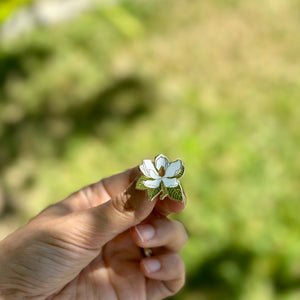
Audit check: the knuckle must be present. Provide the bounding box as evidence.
[176,275,186,294]
[170,277,185,296]
[164,271,186,296]
[173,258,186,292]
[111,193,131,213]
[111,193,137,221]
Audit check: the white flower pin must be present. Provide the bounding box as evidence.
[136,154,185,202]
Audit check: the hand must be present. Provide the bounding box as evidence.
[0,167,187,300]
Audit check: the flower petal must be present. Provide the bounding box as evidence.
[155,154,169,172]
[165,160,182,177]
[162,177,179,188]
[143,179,161,188]
[140,160,159,179]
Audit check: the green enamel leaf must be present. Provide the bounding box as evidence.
[135,175,149,190]
[147,183,162,201]
[166,184,184,203]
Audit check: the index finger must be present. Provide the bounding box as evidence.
[62,166,140,211]
[154,192,186,216]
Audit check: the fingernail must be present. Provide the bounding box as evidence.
[135,224,155,242]
[144,259,161,273]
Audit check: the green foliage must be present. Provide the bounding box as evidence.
[0,0,32,23]
[1,0,300,299]
[135,175,149,190]
[136,174,164,201]
[147,184,162,202]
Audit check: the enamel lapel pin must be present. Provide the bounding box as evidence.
[136,154,185,202]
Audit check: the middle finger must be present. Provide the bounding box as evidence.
[130,217,188,253]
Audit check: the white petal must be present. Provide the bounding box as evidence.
[149,169,160,179]
[162,177,179,188]
[155,154,169,172]
[143,179,161,188]
[139,164,149,177]
[165,160,182,177]
[140,160,159,179]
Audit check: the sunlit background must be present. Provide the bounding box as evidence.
[1,0,300,299]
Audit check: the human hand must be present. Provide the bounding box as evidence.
[0,167,187,300]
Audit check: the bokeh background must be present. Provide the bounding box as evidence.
[1,0,300,299]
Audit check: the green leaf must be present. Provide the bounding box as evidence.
[166,184,184,203]
[136,175,162,201]
[147,183,162,201]
[135,175,149,190]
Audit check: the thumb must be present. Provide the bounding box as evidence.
[73,180,156,248]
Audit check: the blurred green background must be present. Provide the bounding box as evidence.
[1,0,300,299]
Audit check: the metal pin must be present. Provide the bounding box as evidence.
[143,248,153,257]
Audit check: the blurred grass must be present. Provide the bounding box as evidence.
[0,0,32,23]
[1,0,300,299]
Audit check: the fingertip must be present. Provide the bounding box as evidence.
[155,197,186,216]
[140,253,185,282]
[141,258,162,275]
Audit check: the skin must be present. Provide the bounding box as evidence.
[0,167,188,300]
